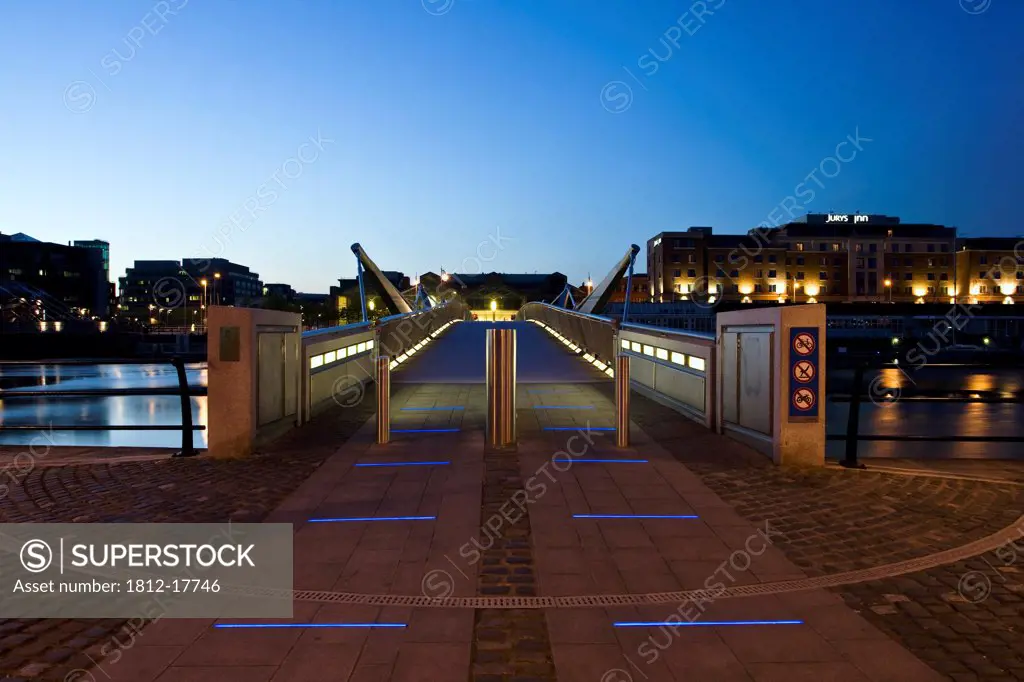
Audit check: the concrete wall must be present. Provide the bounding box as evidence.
[207,306,302,459]
[716,304,826,466]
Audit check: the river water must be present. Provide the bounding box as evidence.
[0,363,207,449]
[0,363,1020,458]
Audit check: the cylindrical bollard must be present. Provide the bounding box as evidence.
[615,353,630,448]
[486,328,517,449]
[376,355,390,444]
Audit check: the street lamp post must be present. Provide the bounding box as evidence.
[213,272,221,305]
[200,279,208,326]
[884,278,892,303]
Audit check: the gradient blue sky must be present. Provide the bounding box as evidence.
[1,0,1021,293]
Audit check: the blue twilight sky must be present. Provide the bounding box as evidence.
[1,0,1021,293]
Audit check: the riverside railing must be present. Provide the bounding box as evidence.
[0,358,205,457]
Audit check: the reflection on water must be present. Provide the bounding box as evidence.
[827,365,1024,459]
[0,363,208,449]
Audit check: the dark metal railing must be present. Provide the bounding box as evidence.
[830,363,1024,469]
[0,357,205,457]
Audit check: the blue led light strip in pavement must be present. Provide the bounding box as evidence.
[308,516,436,523]
[391,428,460,433]
[354,461,451,467]
[215,623,407,629]
[400,406,465,411]
[532,405,595,410]
[614,620,803,627]
[543,427,615,432]
[573,514,698,519]
[572,459,649,463]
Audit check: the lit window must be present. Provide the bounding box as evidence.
[688,356,706,372]
[655,348,668,361]
[631,341,642,352]
[367,339,375,349]
[670,351,685,365]
[347,344,358,355]
[642,345,654,356]
[324,350,337,364]
[621,339,630,349]
[310,355,324,369]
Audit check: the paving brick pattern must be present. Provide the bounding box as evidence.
[0,395,376,681]
[623,385,1024,681]
[469,439,557,680]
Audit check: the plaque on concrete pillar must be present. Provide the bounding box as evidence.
[220,326,241,362]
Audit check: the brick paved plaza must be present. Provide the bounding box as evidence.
[1,324,1022,681]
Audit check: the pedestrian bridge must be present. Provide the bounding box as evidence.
[203,242,827,467]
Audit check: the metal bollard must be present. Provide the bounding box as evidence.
[486,328,517,449]
[615,353,630,448]
[376,355,390,444]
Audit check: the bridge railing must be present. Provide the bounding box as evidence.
[517,302,618,365]
[517,303,716,427]
[617,323,716,428]
[300,300,468,422]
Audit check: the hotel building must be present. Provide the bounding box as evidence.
[645,214,1012,305]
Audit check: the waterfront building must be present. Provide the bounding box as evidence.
[1,232,109,322]
[647,214,981,305]
[118,258,261,325]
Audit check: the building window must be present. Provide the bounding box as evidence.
[729,270,738,278]
[796,243,805,251]
[768,270,777,278]
[868,258,877,268]
[856,258,865,268]
[688,254,696,263]
[942,286,950,295]
[927,244,935,253]
[769,255,777,263]
[754,255,763,263]
[904,287,912,294]
[715,255,724,263]
[941,244,949,252]
[927,273,935,280]
[892,244,900,253]
[832,243,840,252]
[979,285,988,294]
[796,257,805,266]
[687,269,696,277]
[855,244,863,252]
[905,244,913,253]
[980,255,988,264]
[979,271,987,279]
[819,243,827,252]
[768,284,778,293]
[904,273,913,280]
[754,284,763,292]
[796,272,805,280]
[756,270,764,278]
[820,285,828,294]
[869,244,877,253]
[671,255,680,264]
[940,273,948,281]
[1017,271,1024,280]
[819,272,828,280]
[673,269,681,278]
[819,257,828,266]
[993,271,1001,279]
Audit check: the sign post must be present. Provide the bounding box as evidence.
[788,327,820,421]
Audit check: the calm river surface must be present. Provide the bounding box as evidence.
[0,363,207,449]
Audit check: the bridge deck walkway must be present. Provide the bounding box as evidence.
[101,372,940,680]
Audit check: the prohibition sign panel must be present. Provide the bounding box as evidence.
[792,360,815,383]
[788,327,820,420]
